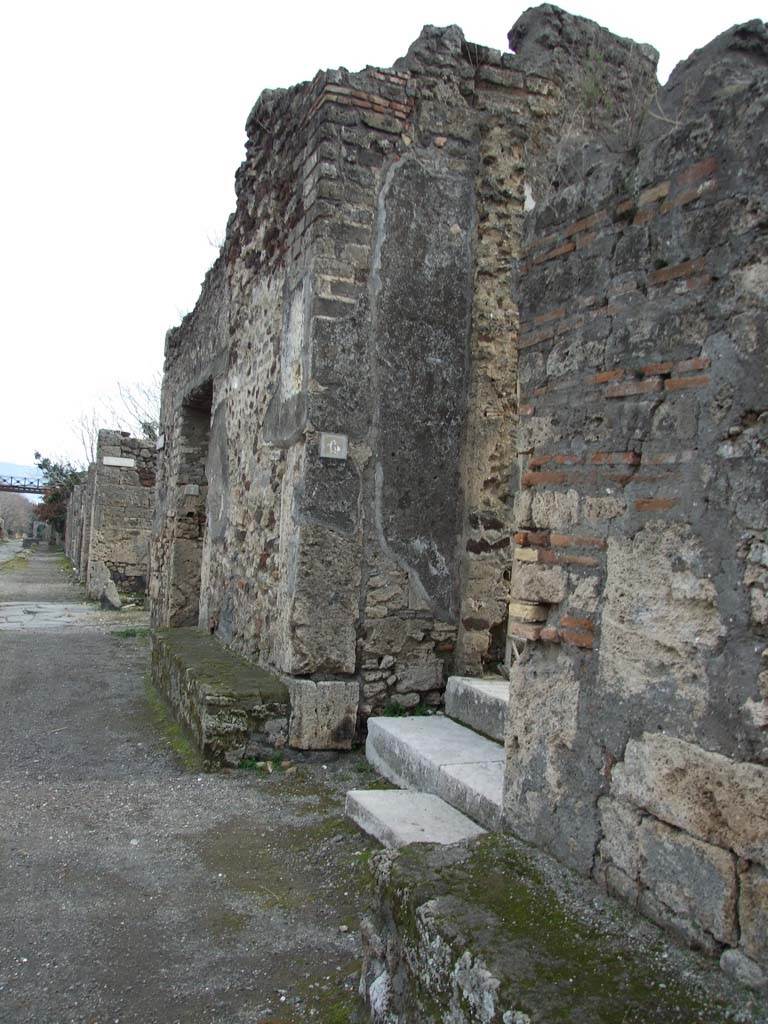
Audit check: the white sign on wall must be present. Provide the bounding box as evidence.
[102,456,136,468]
[319,433,348,461]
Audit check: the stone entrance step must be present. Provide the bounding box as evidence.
[445,675,509,742]
[345,789,486,848]
[365,715,505,829]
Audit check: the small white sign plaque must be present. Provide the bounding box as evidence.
[156,433,166,451]
[102,456,136,468]
[319,432,348,461]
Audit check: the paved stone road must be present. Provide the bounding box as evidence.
[0,548,376,1023]
[0,539,23,566]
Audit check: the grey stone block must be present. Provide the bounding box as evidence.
[445,675,509,742]
[345,789,486,848]
[611,734,768,867]
[739,864,768,969]
[640,816,738,946]
[720,949,767,992]
[287,678,359,750]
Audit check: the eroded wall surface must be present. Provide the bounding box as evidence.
[505,10,768,978]
[150,29,533,709]
[66,430,156,598]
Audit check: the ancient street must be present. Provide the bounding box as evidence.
[0,547,375,1024]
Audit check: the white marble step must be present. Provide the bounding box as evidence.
[365,715,505,830]
[445,675,509,743]
[345,789,486,848]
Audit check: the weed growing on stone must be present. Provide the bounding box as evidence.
[381,702,433,718]
[143,674,202,770]
[239,753,291,774]
[0,555,29,573]
[113,627,151,639]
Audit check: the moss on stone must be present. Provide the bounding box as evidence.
[154,627,289,704]
[143,674,203,770]
[0,555,29,573]
[381,836,745,1023]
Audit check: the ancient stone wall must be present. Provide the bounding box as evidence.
[148,4,766,975]
[504,9,768,981]
[66,430,156,601]
[65,483,84,566]
[150,29,535,711]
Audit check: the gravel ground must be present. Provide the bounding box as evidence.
[0,548,379,1024]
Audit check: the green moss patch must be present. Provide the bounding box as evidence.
[154,627,289,704]
[0,555,29,573]
[384,836,750,1024]
[143,675,203,771]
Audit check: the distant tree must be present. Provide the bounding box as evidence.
[33,453,85,534]
[72,373,162,466]
[0,493,35,535]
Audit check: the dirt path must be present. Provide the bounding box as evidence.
[0,548,378,1024]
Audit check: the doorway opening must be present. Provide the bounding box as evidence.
[168,380,213,627]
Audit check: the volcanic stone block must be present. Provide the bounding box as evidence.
[287,678,359,750]
[640,816,738,946]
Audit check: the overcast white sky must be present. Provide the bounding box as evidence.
[1,0,764,468]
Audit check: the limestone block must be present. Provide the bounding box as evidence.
[530,488,579,529]
[739,864,768,968]
[345,789,486,848]
[508,600,548,623]
[287,678,359,750]
[504,650,597,871]
[611,733,768,866]
[599,523,725,703]
[100,578,123,611]
[390,692,419,709]
[640,816,737,946]
[509,563,566,604]
[287,523,361,675]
